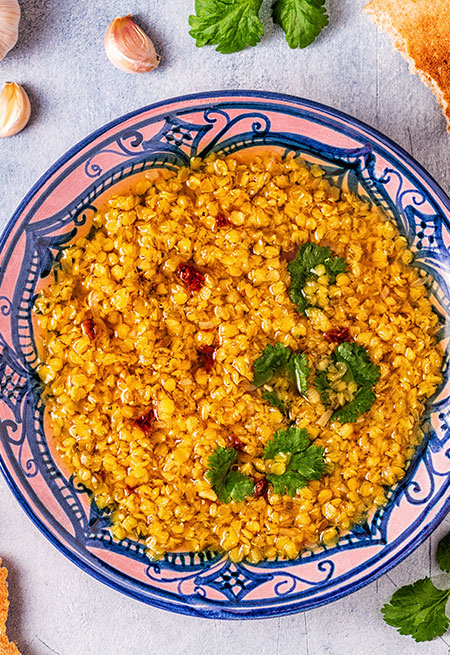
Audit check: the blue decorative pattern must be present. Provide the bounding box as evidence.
[1,91,450,619]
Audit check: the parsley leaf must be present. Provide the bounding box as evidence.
[437,531,450,573]
[262,390,288,415]
[335,342,381,388]
[189,0,264,54]
[206,446,253,502]
[252,342,292,386]
[264,427,326,496]
[273,0,329,50]
[288,351,310,395]
[382,578,450,642]
[287,243,347,314]
[332,387,376,424]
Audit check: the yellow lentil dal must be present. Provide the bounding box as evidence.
[34,153,443,563]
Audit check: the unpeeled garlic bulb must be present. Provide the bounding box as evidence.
[0,0,20,62]
[0,82,30,137]
[104,15,160,73]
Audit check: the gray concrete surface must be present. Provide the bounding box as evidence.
[1,1,450,653]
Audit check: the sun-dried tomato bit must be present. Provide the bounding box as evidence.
[253,479,268,498]
[198,345,217,372]
[81,318,97,341]
[133,409,155,436]
[215,213,231,229]
[325,327,350,343]
[228,434,244,450]
[176,263,205,292]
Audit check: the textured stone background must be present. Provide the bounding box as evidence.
[1,1,450,653]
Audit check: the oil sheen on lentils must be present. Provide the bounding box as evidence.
[34,153,443,563]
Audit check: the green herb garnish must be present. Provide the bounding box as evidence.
[253,343,309,394]
[315,342,380,423]
[382,578,450,642]
[261,390,288,415]
[263,427,326,496]
[188,0,264,54]
[252,342,292,386]
[381,531,450,641]
[334,341,381,388]
[332,387,377,424]
[207,446,254,502]
[273,0,329,49]
[288,243,347,314]
[288,351,309,395]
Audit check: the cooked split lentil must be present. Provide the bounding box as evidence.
[34,153,443,563]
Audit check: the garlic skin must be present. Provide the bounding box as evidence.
[0,0,20,62]
[105,15,160,74]
[0,82,30,137]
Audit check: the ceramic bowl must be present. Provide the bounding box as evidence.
[1,91,449,619]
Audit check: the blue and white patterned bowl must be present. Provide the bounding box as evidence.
[0,91,449,619]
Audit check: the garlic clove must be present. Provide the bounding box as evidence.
[0,82,30,137]
[0,0,20,62]
[105,15,160,74]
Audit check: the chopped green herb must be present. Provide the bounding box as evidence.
[288,351,310,395]
[287,242,347,314]
[437,531,450,573]
[264,427,326,497]
[382,578,450,642]
[314,343,380,423]
[335,342,381,388]
[207,446,253,502]
[252,342,292,386]
[264,426,310,458]
[273,0,329,50]
[188,0,264,54]
[332,387,376,424]
[261,390,287,415]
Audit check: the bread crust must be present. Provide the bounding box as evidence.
[364,0,450,128]
[0,561,20,655]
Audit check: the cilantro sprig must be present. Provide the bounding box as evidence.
[252,343,310,396]
[382,531,450,641]
[207,446,254,502]
[273,0,329,49]
[261,389,288,415]
[189,0,264,54]
[288,242,347,314]
[315,342,380,423]
[263,426,326,496]
[188,0,329,54]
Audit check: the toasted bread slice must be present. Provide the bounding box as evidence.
[0,561,20,655]
[364,0,450,128]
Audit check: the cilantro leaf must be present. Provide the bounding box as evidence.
[288,351,309,395]
[333,387,376,424]
[224,470,255,502]
[287,242,347,314]
[335,342,381,388]
[189,0,264,54]
[437,532,450,573]
[206,446,253,503]
[264,426,310,459]
[267,470,308,495]
[273,0,329,50]
[290,445,326,479]
[252,342,292,386]
[382,578,450,642]
[264,427,325,496]
[315,369,331,404]
[262,390,288,415]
